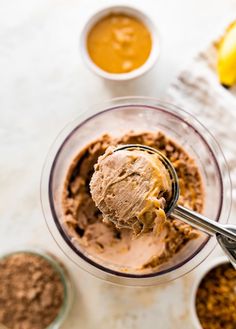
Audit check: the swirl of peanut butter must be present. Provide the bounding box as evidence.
[90,146,172,236]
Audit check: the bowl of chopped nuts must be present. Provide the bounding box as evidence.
[191,256,236,329]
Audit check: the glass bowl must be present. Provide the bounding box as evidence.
[0,248,73,329]
[41,97,231,286]
[190,256,230,329]
[80,5,160,81]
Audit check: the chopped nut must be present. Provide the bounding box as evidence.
[196,263,236,329]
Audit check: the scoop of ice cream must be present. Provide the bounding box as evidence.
[90,146,172,236]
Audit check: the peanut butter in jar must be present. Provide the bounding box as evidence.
[87,13,152,74]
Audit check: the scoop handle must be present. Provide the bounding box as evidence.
[172,205,236,267]
[216,227,236,269]
[172,205,236,241]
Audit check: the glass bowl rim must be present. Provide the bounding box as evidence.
[41,96,232,282]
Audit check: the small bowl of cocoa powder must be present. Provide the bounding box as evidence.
[0,249,73,329]
[191,257,236,329]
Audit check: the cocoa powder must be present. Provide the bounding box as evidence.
[0,252,65,329]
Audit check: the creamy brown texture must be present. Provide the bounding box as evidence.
[90,146,172,236]
[62,131,204,273]
[87,13,152,73]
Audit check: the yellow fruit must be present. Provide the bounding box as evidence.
[217,21,236,87]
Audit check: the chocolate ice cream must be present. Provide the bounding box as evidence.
[62,131,204,273]
[90,146,172,235]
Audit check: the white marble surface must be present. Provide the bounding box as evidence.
[0,0,236,328]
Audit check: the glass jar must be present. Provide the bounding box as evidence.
[41,97,231,286]
[0,248,73,329]
[190,256,229,329]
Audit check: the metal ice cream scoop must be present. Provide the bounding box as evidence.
[114,144,236,268]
